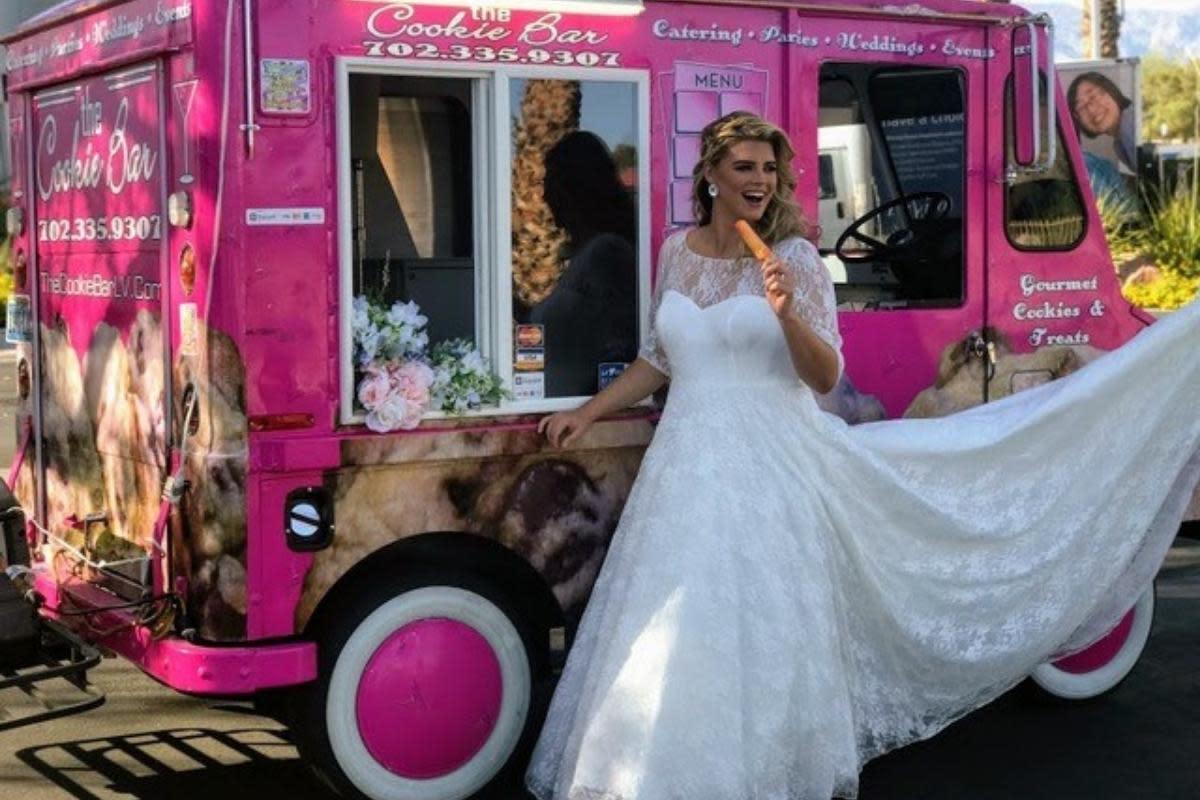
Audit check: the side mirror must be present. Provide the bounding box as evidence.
[1012,23,1038,167]
[1010,16,1057,176]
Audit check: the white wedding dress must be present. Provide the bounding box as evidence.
[526,231,1200,800]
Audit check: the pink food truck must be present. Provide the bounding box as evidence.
[0,0,1194,797]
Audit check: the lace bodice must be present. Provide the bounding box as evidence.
[638,230,844,380]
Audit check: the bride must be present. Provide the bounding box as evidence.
[525,111,1200,800]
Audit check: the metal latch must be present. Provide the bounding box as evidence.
[161,474,190,504]
[966,331,997,381]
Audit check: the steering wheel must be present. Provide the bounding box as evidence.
[834,191,952,264]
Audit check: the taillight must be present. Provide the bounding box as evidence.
[179,244,196,296]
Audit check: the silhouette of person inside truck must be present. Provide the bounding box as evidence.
[530,131,638,398]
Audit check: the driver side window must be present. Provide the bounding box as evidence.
[816,63,966,310]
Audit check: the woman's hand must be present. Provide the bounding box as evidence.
[535,359,669,449]
[761,254,795,318]
[538,408,596,449]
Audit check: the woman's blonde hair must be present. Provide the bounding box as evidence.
[692,111,809,247]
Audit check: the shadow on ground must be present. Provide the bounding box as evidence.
[14,725,530,800]
[17,727,332,800]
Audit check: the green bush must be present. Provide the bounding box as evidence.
[0,189,12,328]
[1140,181,1200,279]
[1098,165,1200,311]
[0,251,11,299]
[1122,270,1200,310]
[0,235,10,329]
[1094,186,1144,263]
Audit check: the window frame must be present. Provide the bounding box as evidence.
[1002,72,1089,253]
[335,57,652,426]
[815,60,970,311]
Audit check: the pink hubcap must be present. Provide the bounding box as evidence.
[356,618,505,779]
[1051,608,1136,675]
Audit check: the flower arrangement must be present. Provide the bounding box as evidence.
[430,339,508,413]
[352,296,507,431]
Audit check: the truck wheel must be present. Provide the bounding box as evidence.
[296,573,545,800]
[1029,585,1155,701]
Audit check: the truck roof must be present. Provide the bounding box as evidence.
[2,0,1033,46]
[1,0,113,44]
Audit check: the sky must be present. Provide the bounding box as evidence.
[1121,0,1200,7]
[1032,0,1200,10]
[1024,0,1200,59]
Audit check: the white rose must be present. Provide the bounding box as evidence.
[366,394,410,433]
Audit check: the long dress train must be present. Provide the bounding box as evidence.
[526,231,1200,800]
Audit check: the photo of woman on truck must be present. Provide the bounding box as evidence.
[1067,71,1137,174]
[526,111,1200,800]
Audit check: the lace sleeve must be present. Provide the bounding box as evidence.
[779,237,844,382]
[637,236,676,378]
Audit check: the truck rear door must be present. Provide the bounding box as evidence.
[30,61,168,566]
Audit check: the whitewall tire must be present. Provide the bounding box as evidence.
[312,582,536,800]
[1030,586,1155,700]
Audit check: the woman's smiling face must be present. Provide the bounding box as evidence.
[1072,79,1121,136]
[706,140,779,222]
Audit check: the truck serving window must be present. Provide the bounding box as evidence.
[340,65,647,422]
[817,63,966,310]
[349,75,476,345]
[510,79,640,400]
[1004,76,1087,251]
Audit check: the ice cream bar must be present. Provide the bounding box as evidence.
[734,220,773,261]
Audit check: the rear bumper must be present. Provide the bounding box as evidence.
[34,572,317,696]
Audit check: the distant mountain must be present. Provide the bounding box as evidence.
[1026,2,1200,60]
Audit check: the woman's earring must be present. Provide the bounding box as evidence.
[708,183,719,198]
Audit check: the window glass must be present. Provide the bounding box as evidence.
[348,74,475,345]
[818,154,837,200]
[510,79,640,399]
[871,72,965,214]
[1005,75,1087,250]
[817,63,966,309]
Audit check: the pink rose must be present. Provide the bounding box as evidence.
[392,362,434,413]
[392,361,434,393]
[398,401,424,430]
[362,361,433,431]
[357,367,391,411]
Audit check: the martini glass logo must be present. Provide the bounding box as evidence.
[173,80,198,185]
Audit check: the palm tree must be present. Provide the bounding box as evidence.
[511,80,581,307]
[1081,0,1121,59]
